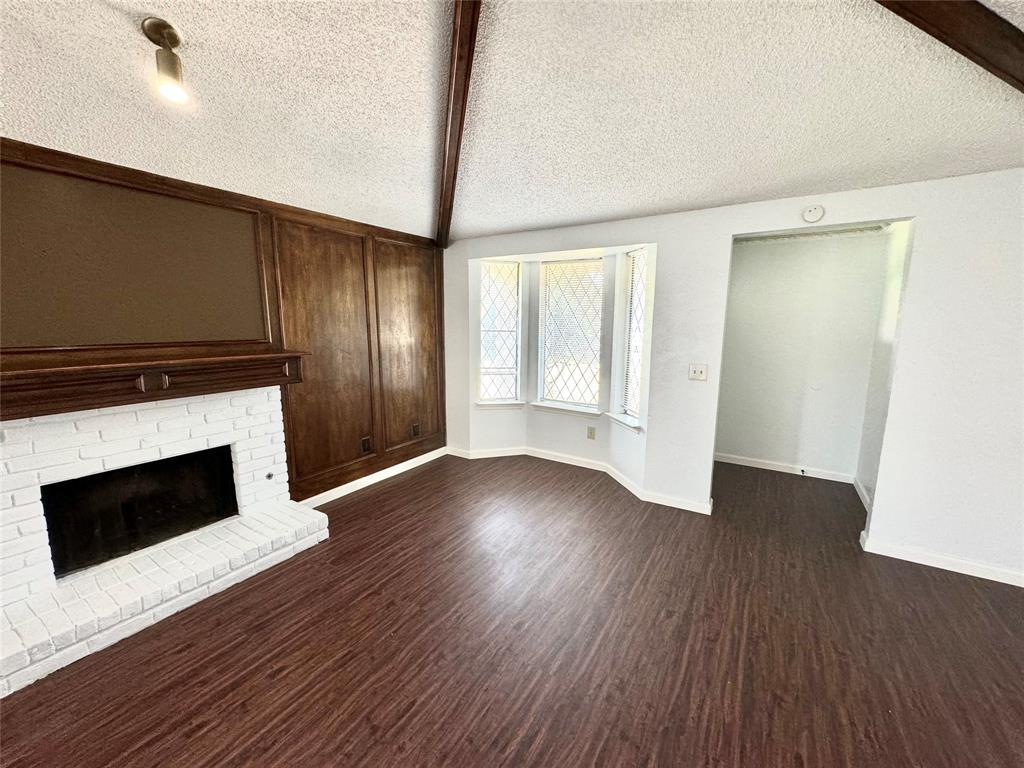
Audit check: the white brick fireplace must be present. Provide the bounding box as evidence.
[0,386,328,696]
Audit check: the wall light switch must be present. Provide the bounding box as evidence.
[689,363,708,381]
[586,426,596,440]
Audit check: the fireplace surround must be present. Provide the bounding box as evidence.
[0,386,328,697]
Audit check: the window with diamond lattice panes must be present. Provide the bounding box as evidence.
[479,261,521,401]
[622,249,648,417]
[539,260,604,407]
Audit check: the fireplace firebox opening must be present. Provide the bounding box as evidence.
[41,445,238,577]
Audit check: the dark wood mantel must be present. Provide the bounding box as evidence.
[0,351,305,421]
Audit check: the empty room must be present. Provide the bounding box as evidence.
[0,1,1022,767]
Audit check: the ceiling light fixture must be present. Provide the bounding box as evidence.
[142,17,187,104]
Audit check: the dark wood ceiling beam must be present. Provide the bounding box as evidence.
[876,0,1024,94]
[435,0,481,249]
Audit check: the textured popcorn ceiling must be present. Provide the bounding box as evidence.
[451,0,1024,240]
[0,0,452,237]
[2,1,1022,243]
[982,0,1024,29]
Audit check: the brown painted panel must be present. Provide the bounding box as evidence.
[0,163,266,347]
[373,239,442,450]
[276,221,376,483]
[0,139,436,421]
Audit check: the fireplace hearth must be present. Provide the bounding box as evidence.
[0,386,329,698]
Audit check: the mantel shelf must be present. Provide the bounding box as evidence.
[0,350,307,421]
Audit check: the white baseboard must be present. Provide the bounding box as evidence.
[303,444,712,516]
[522,447,608,474]
[304,445,1019,588]
[300,447,449,507]
[643,489,712,515]
[853,477,872,511]
[446,446,527,460]
[714,453,854,484]
[450,445,711,515]
[860,531,1023,588]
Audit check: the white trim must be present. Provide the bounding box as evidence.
[301,444,1019,587]
[449,446,711,515]
[523,447,608,473]
[446,446,525,460]
[529,401,602,417]
[853,477,872,511]
[299,448,449,507]
[860,532,1024,588]
[714,453,854,483]
[606,411,643,433]
[301,443,713,518]
[473,400,527,410]
[642,489,712,515]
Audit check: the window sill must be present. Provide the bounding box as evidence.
[606,411,644,433]
[474,400,526,410]
[529,401,602,418]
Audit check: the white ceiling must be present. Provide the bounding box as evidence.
[0,0,453,237]
[450,0,1024,240]
[2,1,1022,243]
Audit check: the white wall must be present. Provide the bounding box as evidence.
[715,229,891,481]
[444,168,1024,586]
[856,223,912,511]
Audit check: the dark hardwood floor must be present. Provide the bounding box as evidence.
[1,457,1021,767]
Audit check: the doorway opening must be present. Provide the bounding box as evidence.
[713,220,912,521]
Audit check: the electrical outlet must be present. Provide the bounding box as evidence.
[688,363,708,381]
[586,426,596,440]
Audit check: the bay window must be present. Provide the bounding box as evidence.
[475,245,654,423]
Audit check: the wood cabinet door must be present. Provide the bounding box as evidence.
[372,240,443,451]
[276,221,378,494]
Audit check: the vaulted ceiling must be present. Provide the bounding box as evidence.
[1,0,453,237]
[451,0,1024,239]
[983,0,1024,29]
[2,1,1022,242]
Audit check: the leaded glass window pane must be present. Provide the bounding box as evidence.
[539,260,603,407]
[479,261,521,400]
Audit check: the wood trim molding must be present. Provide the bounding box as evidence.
[434,0,482,248]
[876,0,1024,94]
[0,351,304,421]
[1,139,436,248]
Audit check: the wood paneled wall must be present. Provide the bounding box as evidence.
[0,139,446,495]
[275,222,445,499]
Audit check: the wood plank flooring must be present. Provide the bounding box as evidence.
[1,456,1021,767]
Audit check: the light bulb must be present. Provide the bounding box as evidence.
[158,79,188,104]
[155,47,188,104]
